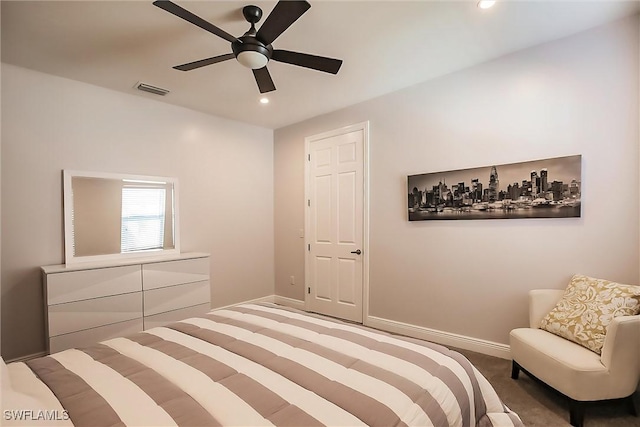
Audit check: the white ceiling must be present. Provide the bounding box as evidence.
[2,1,639,129]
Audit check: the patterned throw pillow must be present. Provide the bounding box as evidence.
[539,275,640,355]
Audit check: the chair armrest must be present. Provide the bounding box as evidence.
[529,289,565,328]
[601,315,640,373]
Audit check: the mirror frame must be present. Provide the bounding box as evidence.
[63,170,180,265]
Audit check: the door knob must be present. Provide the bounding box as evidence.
[351,249,362,255]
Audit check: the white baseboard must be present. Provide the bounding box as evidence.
[214,295,276,310]
[215,295,305,311]
[366,315,511,360]
[273,295,305,310]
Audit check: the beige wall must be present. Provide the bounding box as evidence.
[1,64,274,360]
[274,15,640,345]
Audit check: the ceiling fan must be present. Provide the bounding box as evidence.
[153,0,343,94]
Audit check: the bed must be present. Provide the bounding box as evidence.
[2,303,522,426]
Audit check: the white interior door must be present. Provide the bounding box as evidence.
[305,123,367,323]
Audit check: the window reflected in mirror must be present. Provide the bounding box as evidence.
[121,180,173,253]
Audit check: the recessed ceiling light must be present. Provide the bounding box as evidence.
[259,97,270,105]
[477,0,496,9]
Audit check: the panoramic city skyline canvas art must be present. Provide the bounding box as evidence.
[408,155,582,221]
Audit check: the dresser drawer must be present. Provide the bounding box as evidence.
[48,292,142,336]
[49,318,143,354]
[46,265,141,305]
[144,303,211,330]
[142,257,209,290]
[143,280,210,316]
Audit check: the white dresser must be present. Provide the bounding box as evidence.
[41,253,210,353]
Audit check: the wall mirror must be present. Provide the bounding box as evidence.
[63,170,180,265]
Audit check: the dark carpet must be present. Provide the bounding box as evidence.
[454,348,640,427]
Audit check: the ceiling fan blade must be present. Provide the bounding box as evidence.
[271,50,342,74]
[256,0,310,46]
[252,67,276,93]
[153,0,237,43]
[173,53,235,71]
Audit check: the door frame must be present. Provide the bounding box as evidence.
[303,121,370,322]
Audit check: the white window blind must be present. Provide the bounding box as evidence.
[121,186,166,253]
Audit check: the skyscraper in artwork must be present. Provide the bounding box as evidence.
[488,166,499,202]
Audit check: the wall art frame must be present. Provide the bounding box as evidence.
[408,155,581,221]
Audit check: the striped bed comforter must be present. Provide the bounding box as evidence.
[8,303,522,426]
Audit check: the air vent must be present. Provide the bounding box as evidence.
[135,82,170,96]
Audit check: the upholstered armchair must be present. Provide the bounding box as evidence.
[510,289,640,427]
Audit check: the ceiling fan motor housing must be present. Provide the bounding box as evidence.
[232,35,273,69]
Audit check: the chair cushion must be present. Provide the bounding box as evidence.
[510,328,612,401]
[539,275,640,354]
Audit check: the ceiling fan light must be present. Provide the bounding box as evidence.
[237,51,269,69]
[477,0,496,9]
